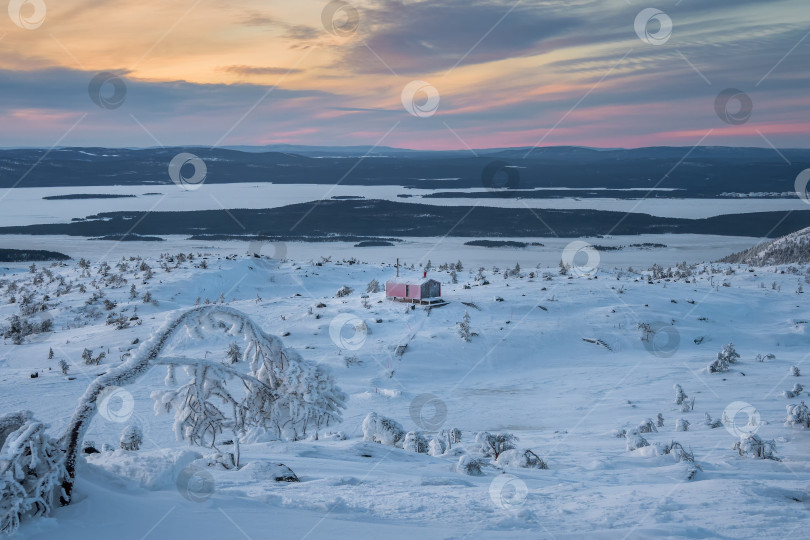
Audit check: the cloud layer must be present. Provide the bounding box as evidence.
[0,0,807,149]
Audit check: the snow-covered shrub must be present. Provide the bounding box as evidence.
[681,396,695,413]
[456,455,485,476]
[638,418,658,433]
[336,285,353,298]
[58,359,70,375]
[428,437,445,456]
[676,418,690,432]
[704,412,723,429]
[226,342,241,364]
[361,412,406,447]
[0,412,66,535]
[662,441,695,463]
[496,448,548,469]
[707,343,740,373]
[785,401,810,427]
[613,428,627,438]
[673,384,688,405]
[656,413,664,428]
[366,279,380,293]
[457,312,472,342]
[733,434,778,460]
[783,383,804,399]
[120,424,143,451]
[790,365,801,377]
[475,432,517,459]
[402,431,429,453]
[625,429,649,451]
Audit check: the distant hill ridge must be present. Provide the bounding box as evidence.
[719,227,810,265]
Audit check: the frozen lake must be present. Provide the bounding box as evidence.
[0,233,761,268]
[0,183,806,227]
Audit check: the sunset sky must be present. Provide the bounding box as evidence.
[1,0,808,149]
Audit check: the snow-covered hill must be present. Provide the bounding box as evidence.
[1,250,809,538]
[720,226,810,266]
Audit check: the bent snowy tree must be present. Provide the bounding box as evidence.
[55,305,346,506]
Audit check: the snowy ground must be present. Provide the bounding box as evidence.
[2,245,810,539]
[0,183,807,226]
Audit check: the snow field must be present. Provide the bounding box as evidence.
[1,249,809,538]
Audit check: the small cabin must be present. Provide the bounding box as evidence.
[385,277,443,305]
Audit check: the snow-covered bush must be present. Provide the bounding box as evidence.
[428,437,445,456]
[785,401,810,427]
[662,441,695,463]
[361,412,406,447]
[120,424,143,451]
[496,448,548,469]
[456,455,485,476]
[704,412,723,429]
[0,411,66,535]
[366,279,380,293]
[336,285,353,298]
[673,384,688,405]
[457,312,472,342]
[707,343,740,373]
[475,432,517,459]
[638,418,658,433]
[790,365,801,377]
[226,342,241,364]
[783,383,804,399]
[402,431,429,453]
[676,418,690,432]
[733,434,778,460]
[625,429,649,451]
[656,413,665,428]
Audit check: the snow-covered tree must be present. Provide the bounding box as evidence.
[638,418,658,433]
[58,359,69,375]
[226,342,241,364]
[783,383,804,399]
[676,418,690,432]
[456,455,484,476]
[336,285,353,298]
[786,401,810,427]
[59,305,347,504]
[428,436,446,456]
[673,384,688,405]
[120,424,143,451]
[704,412,723,429]
[790,365,801,377]
[402,431,429,453]
[496,448,548,469]
[457,312,472,342]
[366,279,380,293]
[625,429,649,451]
[475,432,517,459]
[733,434,777,460]
[0,411,67,535]
[707,343,740,373]
[361,412,405,447]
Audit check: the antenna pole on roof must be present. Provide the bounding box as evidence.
[396,258,399,277]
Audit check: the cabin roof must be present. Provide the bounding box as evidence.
[386,277,440,286]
